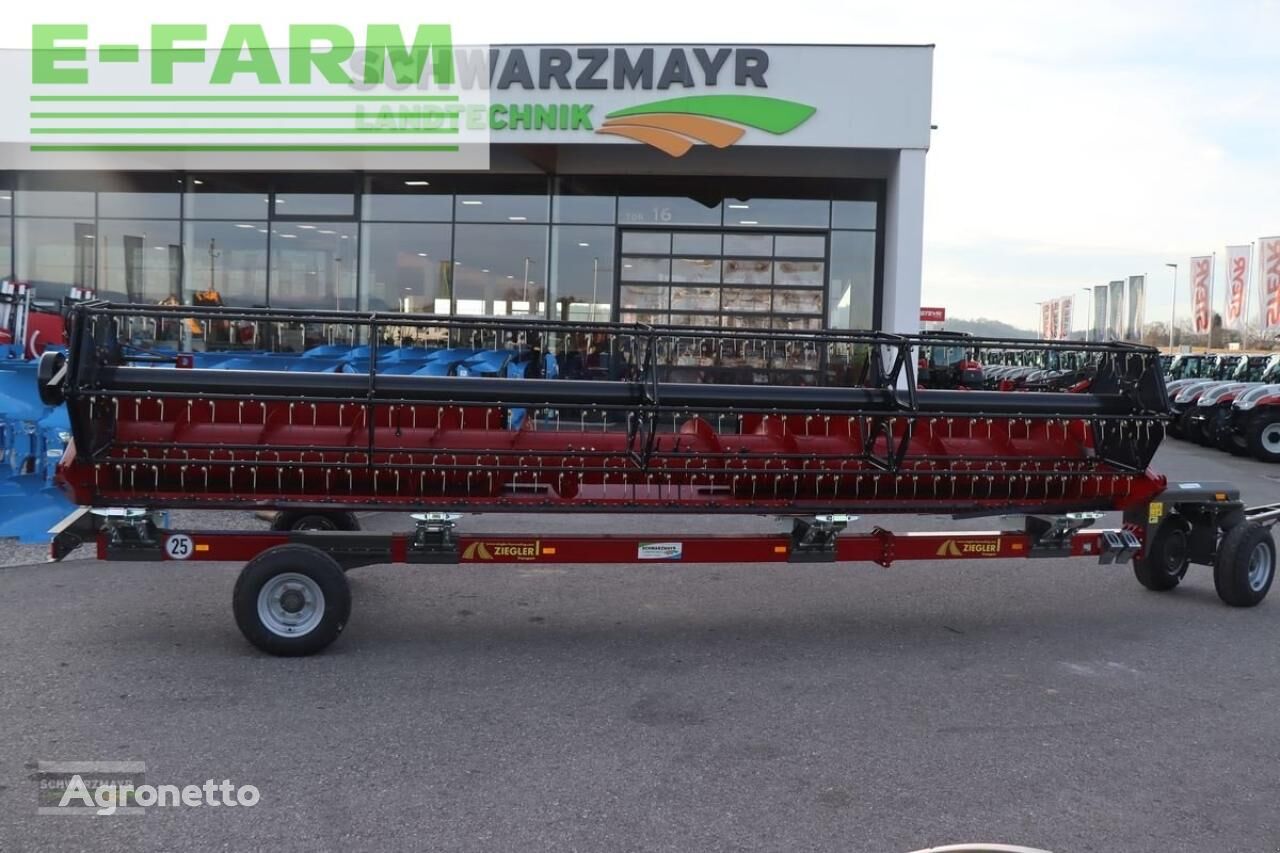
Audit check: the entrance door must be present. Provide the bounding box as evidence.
[617,229,826,331]
[617,229,828,384]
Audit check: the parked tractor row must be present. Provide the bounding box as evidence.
[1166,353,1280,461]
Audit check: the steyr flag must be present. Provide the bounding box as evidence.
[1049,300,1060,340]
[1190,256,1212,333]
[1262,238,1280,331]
[1041,302,1052,339]
[1225,245,1251,330]
[1058,296,1073,340]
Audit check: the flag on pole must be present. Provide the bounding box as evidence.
[1041,302,1052,339]
[1093,285,1109,340]
[1058,295,1073,339]
[1261,237,1280,331]
[1108,280,1125,338]
[1049,300,1060,340]
[1225,245,1250,330]
[1190,256,1212,333]
[1126,275,1145,341]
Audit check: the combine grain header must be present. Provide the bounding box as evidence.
[37,302,1278,655]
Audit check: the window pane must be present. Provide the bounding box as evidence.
[274,194,354,218]
[16,191,95,218]
[671,286,719,312]
[452,224,549,316]
[553,194,615,224]
[832,201,878,230]
[828,230,876,329]
[673,233,721,255]
[775,235,825,258]
[269,223,357,309]
[722,258,771,285]
[97,220,181,303]
[723,198,829,228]
[99,192,180,219]
[775,260,824,287]
[620,257,669,282]
[361,193,452,222]
[550,225,613,322]
[454,194,549,223]
[620,285,668,311]
[723,234,772,257]
[185,192,269,219]
[15,218,96,300]
[618,197,721,226]
[184,221,267,308]
[359,223,452,313]
[0,218,10,278]
[772,289,823,315]
[620,311,668,326]
[722,288,771,313]
[1,189,15,216]
[671,258,720,284]
[621,231,670,254]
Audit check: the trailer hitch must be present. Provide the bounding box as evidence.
[789,514,855,563]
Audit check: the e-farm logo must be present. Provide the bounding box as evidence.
[24,23,484,162]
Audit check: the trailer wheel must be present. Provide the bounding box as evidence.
[233,544,351,656]
[1213,522,1275,607]
[1248,413,1280,463]
[1132,521,1189,591]
[271,510,360,532]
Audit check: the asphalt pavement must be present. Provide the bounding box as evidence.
[2,438,1280,852]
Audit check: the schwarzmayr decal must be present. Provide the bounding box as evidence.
[597,95,816,157]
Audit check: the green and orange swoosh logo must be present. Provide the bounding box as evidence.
[596,94,817,157]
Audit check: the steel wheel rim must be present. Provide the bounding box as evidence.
[1248,542,1274,592]
[258,572,325,637]
[1262,424,1280,451]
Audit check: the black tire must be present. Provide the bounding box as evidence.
[1132,522,1190,592]
[1177,409,1198,441]
[1219,428,1250,456]
[271,510,361,532]
[1248,412,1280,463]
[232,544,352,656]
[1213,522,1275,607]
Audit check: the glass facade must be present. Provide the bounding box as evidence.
[0,172,882,336]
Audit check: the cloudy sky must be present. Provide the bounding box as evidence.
[10,0,1279,330]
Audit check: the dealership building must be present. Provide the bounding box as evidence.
[0,44,933,348]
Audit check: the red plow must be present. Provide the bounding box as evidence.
[37,303,1278,655]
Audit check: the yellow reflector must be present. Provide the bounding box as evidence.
[1216,493,1228,501]
[542,547,557,555]
[774,545,788,554]
[195,543,209,552]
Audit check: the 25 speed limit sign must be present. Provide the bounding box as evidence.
[165,534,194,560]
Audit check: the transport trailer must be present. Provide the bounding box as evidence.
[36,302,1278,656]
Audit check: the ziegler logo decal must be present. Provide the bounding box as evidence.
[462,541,540,561]
[936,539,1001,557]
